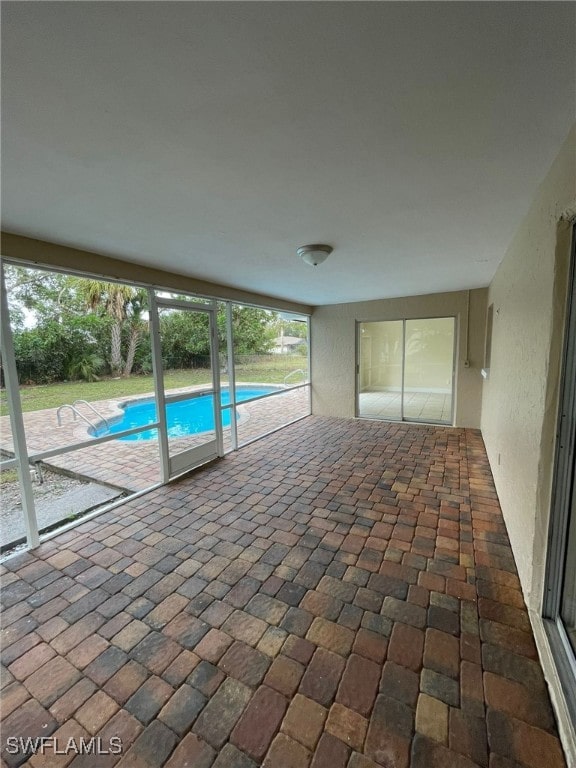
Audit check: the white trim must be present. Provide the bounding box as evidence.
[148,289,170,483]
[226,302,238,451]
[306,316,312,417]
[154,296,216,312]
[0,262,39,548]
[237,413,311,450]
[169,441,218,475]
[209,307,224,457]
[164,389,214,405]
[531,611,576,766]
[28,422,161,462]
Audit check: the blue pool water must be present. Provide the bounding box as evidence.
[91,386,277,441]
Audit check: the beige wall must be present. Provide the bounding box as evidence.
[480,125,576,761]
[311,287,487,428]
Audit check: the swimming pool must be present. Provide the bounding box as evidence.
[90,386,278,441]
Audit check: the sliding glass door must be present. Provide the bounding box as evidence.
[561,490,576,656]
[544,222,576,722]
[358,320,403,421]
[357,316,455,425]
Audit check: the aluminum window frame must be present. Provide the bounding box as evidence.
[225,302,311,451]
[543,222,576,725]
[355,314,457,426]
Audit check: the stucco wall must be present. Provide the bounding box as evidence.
[481,127,575,609]
[311,287,487,428]
[480,125,576,761]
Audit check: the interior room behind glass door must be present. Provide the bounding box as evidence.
[358,317,455,425]
[358,321,403,420]
[403,317,455,423]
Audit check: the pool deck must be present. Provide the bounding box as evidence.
[0,384,309,515]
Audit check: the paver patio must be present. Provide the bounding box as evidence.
[0,416,567,767]
[0,385,309,493]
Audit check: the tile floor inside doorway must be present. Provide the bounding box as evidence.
[359,391,452,423]
[0,416,567,767]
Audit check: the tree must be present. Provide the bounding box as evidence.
[12,314,107,384]
[77,280,137,377]
[158,305,276,371]
[4,264,279,383]
[4,266,110,383]
[4,265,83,327]
[218,306,277,356]
[5,266,155,383]
[158,309,211,369]
[124,289,148,377]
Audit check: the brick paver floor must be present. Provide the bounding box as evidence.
[0,384,309,492]
[0,416,567,767]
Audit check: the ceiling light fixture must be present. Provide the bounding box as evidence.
[297,243,333,267]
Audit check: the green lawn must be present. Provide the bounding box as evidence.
[0,357,308,416]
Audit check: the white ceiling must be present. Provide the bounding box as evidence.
[2,2,574,306]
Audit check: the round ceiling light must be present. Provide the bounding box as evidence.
[297,244,333,267]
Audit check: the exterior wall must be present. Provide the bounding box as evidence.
[311,287,487,428]
[480,125,576,761]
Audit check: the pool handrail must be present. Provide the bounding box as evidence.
[283,369,307,387]
[56,403,97,430]
[73,400,110,431]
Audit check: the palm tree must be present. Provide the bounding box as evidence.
[79,280,134,377]
[124,289,148,377]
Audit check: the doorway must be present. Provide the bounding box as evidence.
[357,316,456,425]
[149,294,223,481]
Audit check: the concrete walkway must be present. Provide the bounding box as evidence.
[1,481,123,549]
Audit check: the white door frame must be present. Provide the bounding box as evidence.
[356,316,456,425]
[0,262,39,547]
[148,292,223,483]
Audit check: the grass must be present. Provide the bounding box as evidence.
[0,357,308,416]
[0,468,18,483]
